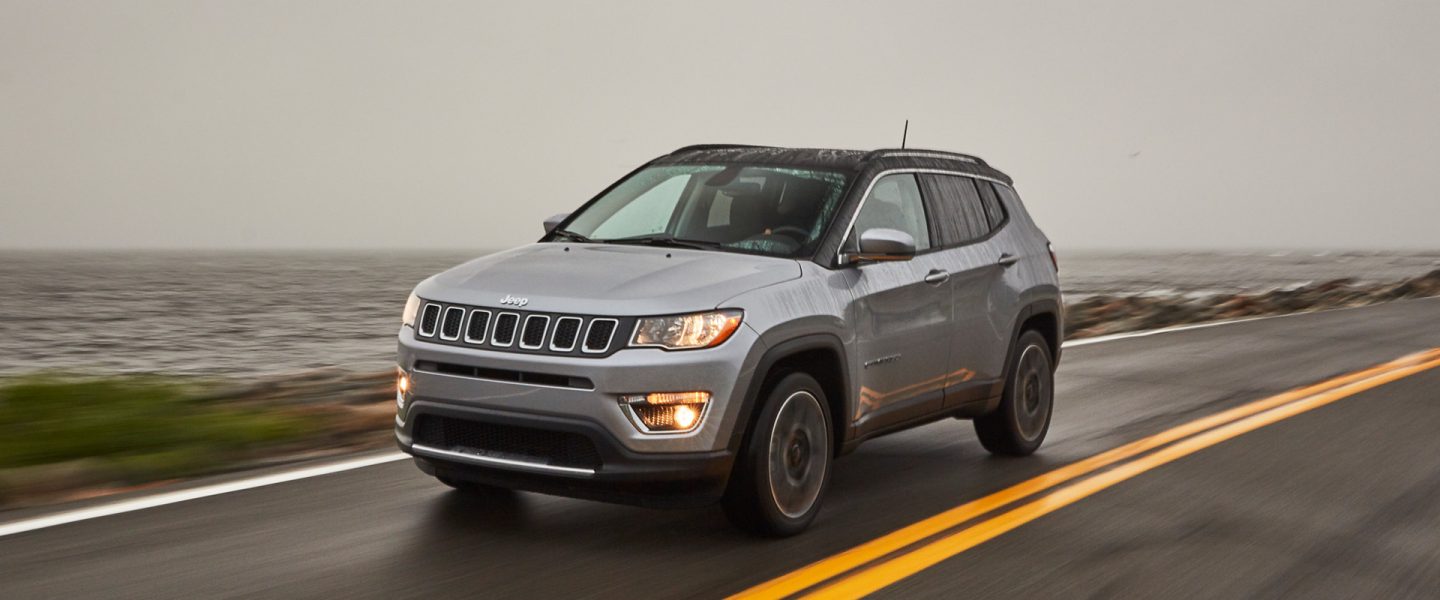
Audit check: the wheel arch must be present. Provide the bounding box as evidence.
[978,296,1063,416]
[1012,293,1064,367]
[727,333,852,459]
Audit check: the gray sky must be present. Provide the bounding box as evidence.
[2,0,1437,250]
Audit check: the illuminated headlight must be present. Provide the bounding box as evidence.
[630,309,743,350]
[621,391,710,433]
[401,293,421,327]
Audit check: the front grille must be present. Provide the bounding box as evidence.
[492,313,520,346]
[584,319,618,353]
[419,304,441,337]
[464,310,491,343]
[412,299,628,357]
[550,317,582,351]
[520,315,549,349]
[440,307,465,340]
[414,415,602,470]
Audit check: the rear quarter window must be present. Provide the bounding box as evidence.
[977,181,1007,230]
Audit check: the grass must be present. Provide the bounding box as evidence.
[0,374,317,501]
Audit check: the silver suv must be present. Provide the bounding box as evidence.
[395,145,1062,535]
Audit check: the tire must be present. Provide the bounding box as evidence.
[974,330,1054,456]
[723,372,833,537]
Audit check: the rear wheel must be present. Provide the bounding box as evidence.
[975,330,1054,456]
[723,372,832,537]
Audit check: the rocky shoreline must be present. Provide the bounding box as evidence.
[1064,268,1440,339]
[3,269,1438,510]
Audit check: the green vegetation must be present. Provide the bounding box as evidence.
[0,375,316,502]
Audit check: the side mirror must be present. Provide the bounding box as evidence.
[845,228,916,263]
[543,212,570,234]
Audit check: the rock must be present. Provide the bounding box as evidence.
[1063,270,1440,341]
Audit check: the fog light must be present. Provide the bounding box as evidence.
[673,405,699,429]
[621,391,710,433]
[396,369,410,410]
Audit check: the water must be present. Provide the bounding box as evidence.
[0,250,476,377]
[2,249,1437,377]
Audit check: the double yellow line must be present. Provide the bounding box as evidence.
[731,348,1440,599]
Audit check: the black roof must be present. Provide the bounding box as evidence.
[652,144,1012,185]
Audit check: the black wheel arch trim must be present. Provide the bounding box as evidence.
[725,333,852,457]
[983,296,1064,415]
[1016,292,1063,364]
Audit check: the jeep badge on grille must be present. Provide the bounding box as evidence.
[499,294,529,307]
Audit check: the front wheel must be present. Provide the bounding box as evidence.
[974,330,1054,456]
[723,372,833,537]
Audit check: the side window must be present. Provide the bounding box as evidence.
[851,174,930,251]
[977,181,1007,230]
[590,175,687,238]
[918,174,990,245]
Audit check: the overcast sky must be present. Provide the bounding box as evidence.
[2,0,1437,250]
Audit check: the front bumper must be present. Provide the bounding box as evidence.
[397,401,733,507]
[394,324,764,506]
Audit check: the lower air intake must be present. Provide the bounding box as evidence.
[414,415,602,470]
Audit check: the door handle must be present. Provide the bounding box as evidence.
[924,269,950,284]
[997,253,1019,267]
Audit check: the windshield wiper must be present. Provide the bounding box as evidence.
[603,234,722,251]
[551,229,595,243]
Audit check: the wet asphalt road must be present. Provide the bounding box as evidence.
[2,298,1438,599]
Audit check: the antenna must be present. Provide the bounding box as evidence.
[901,119,909,149]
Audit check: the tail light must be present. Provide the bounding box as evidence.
[1047,243,1059,272]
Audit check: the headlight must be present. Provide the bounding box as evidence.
[401,293,421,327]
[630,309,743,350]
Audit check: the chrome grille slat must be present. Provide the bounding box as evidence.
[492,312,520,347]
[583,319,618,354]
[463,309,491,344]
[439,307,465,341]
[519,315,550,350]
[549,316,583,352]
[418,304,442,337]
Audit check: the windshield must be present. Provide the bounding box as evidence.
[556,165,850,258]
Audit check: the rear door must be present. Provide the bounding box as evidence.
[917,174,1016,409]
[845,173,954,435]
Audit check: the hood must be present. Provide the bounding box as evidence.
[415,243,802,316]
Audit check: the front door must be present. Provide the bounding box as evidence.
[845,174,954,435]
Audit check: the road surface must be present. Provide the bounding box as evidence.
[3,298,1439,599]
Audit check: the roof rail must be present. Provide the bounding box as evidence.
[863,148,988,166]
[669,144,776,155]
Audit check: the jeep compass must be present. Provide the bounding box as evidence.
[395,145,1062,536]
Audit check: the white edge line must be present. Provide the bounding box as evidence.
[0,452,407,538]
[1059,298,1439,348]
[5,299,1431,537]
[1062,314,1281,348]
